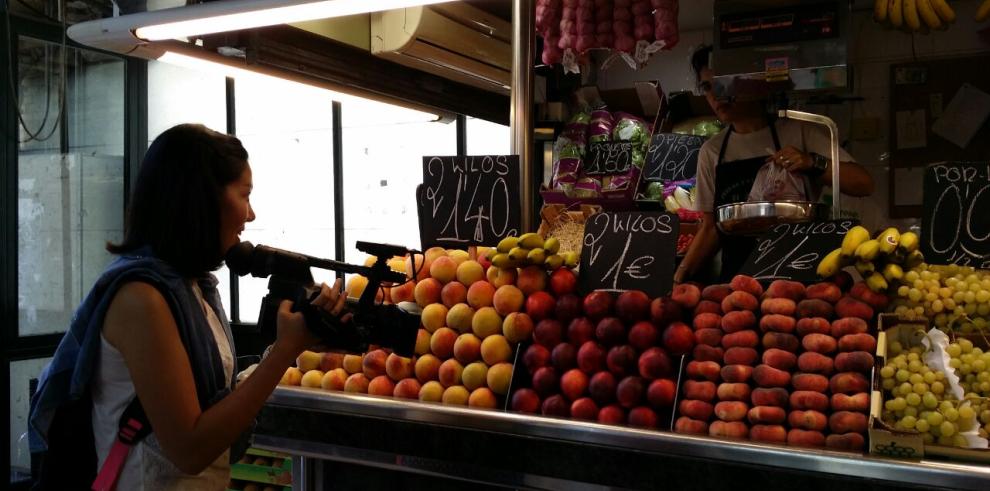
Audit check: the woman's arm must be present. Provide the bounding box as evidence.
[674,213,720,284]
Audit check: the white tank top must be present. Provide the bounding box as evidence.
[91,281,235,491]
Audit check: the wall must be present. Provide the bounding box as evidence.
[595,0,990,231]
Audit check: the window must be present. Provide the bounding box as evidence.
[9,358,51,472]
[466,117,511,155]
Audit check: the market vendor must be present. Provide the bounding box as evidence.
[674,46,875,284]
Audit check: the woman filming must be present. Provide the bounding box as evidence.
[30,124,347,490]
[674,46,875,284]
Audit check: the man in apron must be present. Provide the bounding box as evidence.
[674,46,875,284]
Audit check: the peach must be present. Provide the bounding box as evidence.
[829,411,868,434]
[627,406,658,428]
[321,368,348,391]
[571,397,601,421]
[683,380,717,401]
[492,285,524,316]
[797,352,834,376]
[414,278,443,307]
[730,275,764,297]
[577,341,606,374]
[748,406,786,425]
[415,354,442,383]
[541,394,570,417]
[486,266,517,288]
[442,385,470,405]
[693,312,722,331]
[534,319,564,348]
[638,347,674,379]
[796,317,831,337]
[598,405,626,425]
[589,371,617,405]
[649,296,682,325]
[429,256,458,284]
[802,333,837,354]
[466,281,495,309]
[549,268,578,296]
[695,328,724,347]
[438,359,464,388]
[526,291,556,321]
[480,334,512,365]
[796,299,834,319]
[502,312,534,343]
[761,349,796,371]
[762,332,800,353]
[385,353,415,381]
[830,372,869,394]
[487,362,514,395]
[686,360,721,382]
[693,344,724,363]
[606,345,637,377]
[715,401,749,422]
[753,364,790,388]
[724,347,758,366]
[617,376,646,408]
[522,344,550,374]
[510,388,541,414]
[806,282,842,303]
[429,327,458,359]
[368,375,395,396]
[424,247,448,263]
[456,260,485,286]
[694,300,723,316]
[789,410,828,431]
[342,354,363,374]
[446,303,475,333]
[721,365,753,384]
[551,342,577,372]
[390,281,415,304]
[838,334,877,353]
[362,349,388,379]
[440,281,468,308]
[679,399,714,420]
[280,367,303,386]
[765,279,805,301]
[393,378,421,399]
[561,368,589,401]
[702,284,733,302]
[344,373,370,393]
[709,421,749,439]
[421,304,448,333]
[419,380,445,402]
[761,298,797,317]
[791,373,829,392]
[789,391,829,412]
[319,352,345,372]
[717,383,751,402]
[301,369,324,388]
[471,307,502,339]
[661,322,695,356]
[721,310,756,333]
[850,282,890,310]
[554,294,583,324]
[831,392,870,412]
[461,361,489,391]
[759,314,796,334]
[750,424,788,443]
[516,266,547,296]
[721,330,759,349]
[671,284,702,310]
[406,253,431,281]
[453,333,482,364]
[647,378,677,409]
[675,417,709,435]
[826,433,866,451]
[345,275,370,299]
[414,329,431,356]
[831,317,868,338]
[568,317,596,345]
[628,321,659,350]
[835,351,874,373]
[721,291,759,313]
[593,317,624,346]
[751,387,789,407]
[531,366,558,396]
[787,429,825,447]
[616,290,652,323]
[296,350,322,372]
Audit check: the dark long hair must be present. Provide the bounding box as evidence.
[108,124,248,277]
[691,45,713,82]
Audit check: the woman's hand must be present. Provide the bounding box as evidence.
[767,146,813,173]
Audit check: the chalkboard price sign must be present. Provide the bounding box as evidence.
[739,220,858,283]
[418,155,521,249]
[644,133,705,182]
[584,142,634,175]
[579,211,679,297]
[922,162,990,268]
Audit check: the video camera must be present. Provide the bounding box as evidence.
[225,241,421,357]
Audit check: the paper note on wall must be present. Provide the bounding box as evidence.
[896,110,927,150]
[932,84,990,149]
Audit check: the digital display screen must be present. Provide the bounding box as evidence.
[719,2,839,49]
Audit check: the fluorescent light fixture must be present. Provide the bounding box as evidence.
[135,0,457,41]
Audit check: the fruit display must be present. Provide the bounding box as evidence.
[488,232,580,271]
[673,275,874,450]
[873,0,957,32]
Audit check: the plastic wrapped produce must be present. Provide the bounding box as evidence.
[612,0,635,52]
[559,0,577,51]
[612,112,650,167]
[572,177,603,198]
[540,0,563,65]
[652,0,679,49]
[551,110,590,193]
[588,107,615,143]
[594,0,614,49]
[632,0,654,42]
[575,0,597,53]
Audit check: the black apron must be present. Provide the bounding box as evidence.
[713,122,781,281]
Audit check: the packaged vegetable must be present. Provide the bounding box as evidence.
[588,106,614,143]
[612,112,650,167]
[572,177,602,198]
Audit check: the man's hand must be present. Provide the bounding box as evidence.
[767,145,813,173]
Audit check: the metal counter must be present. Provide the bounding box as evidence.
[256,386,990,490]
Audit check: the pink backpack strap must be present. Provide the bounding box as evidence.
[92,399,151,491]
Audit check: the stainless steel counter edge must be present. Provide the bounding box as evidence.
[267,387,990,489]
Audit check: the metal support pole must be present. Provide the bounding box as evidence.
[778,110,842,219]
[511,0,535,232]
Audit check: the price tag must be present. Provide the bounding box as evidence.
[643,133,705,183]
[922,162,990,268]
[579,211,678,297]
[739,220,858,283]
[584,142,634,175]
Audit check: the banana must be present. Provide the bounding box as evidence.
[518,233,545,250]
[527,248,547,265]
[904,0,922,30]
[508,247,531,262]
[905,250,926,268]
[916,0,943,28]
[483,247,498,261]
[897,231,920,255]
[491,253,517,269]
[877,227,901,255]
[841,225,871,257]
[929,0,955,23]
[883,263,905,282]
[867,272,890,293]
[856,261,877,275]
[544,254,564,270]
[543,237,561,255]
[890,0,905,27]
[875,0,889,22]
[817,248,844,278]
[855,239,882,262]
[979,0,990,22]
[562,251,580,268]
[496,236,519,253]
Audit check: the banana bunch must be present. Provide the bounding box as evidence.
[490,233,579,270]
[874,0,956,32]
[817,225,924,292]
